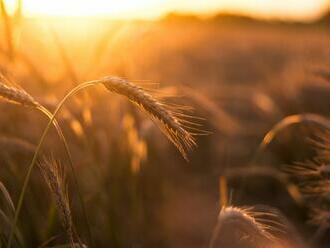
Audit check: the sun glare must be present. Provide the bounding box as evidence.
[2,0,330,20]
[4,0,168,19]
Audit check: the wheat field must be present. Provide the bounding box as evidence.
[1,2,330,247]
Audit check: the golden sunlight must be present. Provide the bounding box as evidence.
[3,0,330,20]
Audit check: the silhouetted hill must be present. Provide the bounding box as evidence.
[161,11,330,27]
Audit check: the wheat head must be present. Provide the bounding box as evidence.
[38,158,74,245]
[0,74,39,107]
[102,76,198,160]
[209,205,307,248]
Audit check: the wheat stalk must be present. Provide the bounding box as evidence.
[2,74,196,159]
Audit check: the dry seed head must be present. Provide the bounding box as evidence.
[210,206,286,248]
[102,76,198,160]
[218,207,281,240]
[0,75,39,107]
[38,158,73,243]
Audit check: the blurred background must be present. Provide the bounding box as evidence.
[1,0,330,247]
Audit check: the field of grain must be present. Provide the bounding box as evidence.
[1,9,330,248]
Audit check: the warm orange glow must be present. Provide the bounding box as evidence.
[3,0,330,21]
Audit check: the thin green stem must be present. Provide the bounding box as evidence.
[7,80,101,248]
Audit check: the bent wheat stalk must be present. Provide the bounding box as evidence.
[254,113,330,162]
[8,75,199,247]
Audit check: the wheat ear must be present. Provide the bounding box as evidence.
[0,76,38,107]
[209,206,303,248]
[38,158,75,246]
[102,76,197,160]
[209,206,277,248]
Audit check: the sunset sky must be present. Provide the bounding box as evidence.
[4,0,330,21]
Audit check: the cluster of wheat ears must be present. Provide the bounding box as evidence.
[1,67,330,248]
[0,73,205,247]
